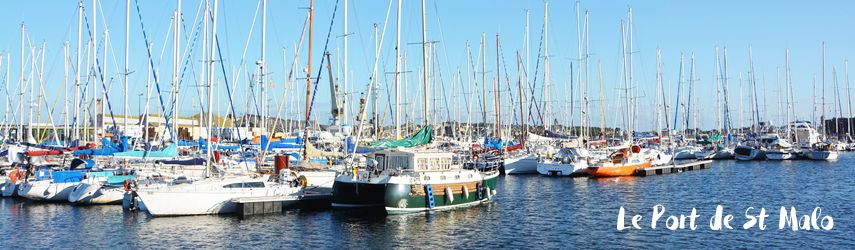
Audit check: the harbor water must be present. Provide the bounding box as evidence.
[1,156,853,249]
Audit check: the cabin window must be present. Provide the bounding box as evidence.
[387,156,410,170]
[440,175,447,180]
[223,183,243,188]
[374,154,387,171]
[244,182,265,188]
[223,182,265,188]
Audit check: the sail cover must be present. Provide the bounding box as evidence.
[370,126,433,148]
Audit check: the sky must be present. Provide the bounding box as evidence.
[0,0,853,132]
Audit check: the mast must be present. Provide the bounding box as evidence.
[723,48,731,134]
[36,43,45,143]
[421,0,429,126]
[199,6,208,143]
[786,49,797,143]
[372,23,378,138]
[260,0,267,142]
[124,0,130,135]
[171,3,178,142]
[303,0,314,160]
[394,0,401,138]
[3,55,8,140]
[821,42,826,138]
[524,10,530,106]
[620,19,632,148]
[628,8,635,137]
[715,48,722,132]
[481,33,486,129]
[656,48,662,136]
[688,52,695,133]
[18,23,24,143]
[91,0,97,142]
[206,0,218,170]
[575,0,582,137]
[599,60,605,136]
[466,42,472,142]
[495,34,502,138]
[831,66,843,140]
[543,1,551,130]
[517,52,525,145]
[343,0,348,124]
[847,60,852,141]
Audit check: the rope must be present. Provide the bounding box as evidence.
[214,29,250,168]
[81,12,119,138]
[305,0,342,154]
[134,0,175,141]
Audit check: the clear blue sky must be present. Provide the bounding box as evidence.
[0,0,852,132]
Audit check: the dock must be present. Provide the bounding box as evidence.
[635,160,714,176]
[233,195,299,217]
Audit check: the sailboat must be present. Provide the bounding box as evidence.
[130,0,304,216]
[807,43,841,161]
[587,9,652,178]
[536,147,589,177]
[68,170,135,204]
[765,138,796,160]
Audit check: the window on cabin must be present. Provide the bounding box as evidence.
[223,183,243,188]
[374,154,386,171]
[223,182,265,188]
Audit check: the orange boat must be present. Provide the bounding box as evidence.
[587,149,651,178]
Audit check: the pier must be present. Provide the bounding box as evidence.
[635,160,714,176]
[233,196,299,218]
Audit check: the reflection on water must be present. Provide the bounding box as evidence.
[1,155,854,248]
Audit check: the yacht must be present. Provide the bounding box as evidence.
[332,148,499,214]
[536,148,589,177]
[135,171,303,216]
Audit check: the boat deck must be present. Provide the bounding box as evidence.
[634,160,713,176]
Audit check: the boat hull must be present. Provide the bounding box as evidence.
[734,146,764,161]
[331,179,388,209]
[1,181,19,197]
[137,189,298,216]
[806,150,839,161]
[68,183,125,205]
[673,148,699,160]
[586,161,652,178]
[503,154,538,175]
[383,172,499,214]
[536,162,587,177]
[18,181,78,202]
[765,151,795,160]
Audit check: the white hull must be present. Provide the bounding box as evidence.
[711,150,734,160]
[300,170,338,189]
[504,154,538,175]
[18,180,79,201]
[765,151,796,160]
[536,161,588,177]
[673,147,700,160]
[137,178,302,216]
[694,150,714,160]
[68,183,126,204]
[806,150,839,161]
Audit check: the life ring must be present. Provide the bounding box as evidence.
[298,175,308,188]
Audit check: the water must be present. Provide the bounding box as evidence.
[2,155,854,249]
